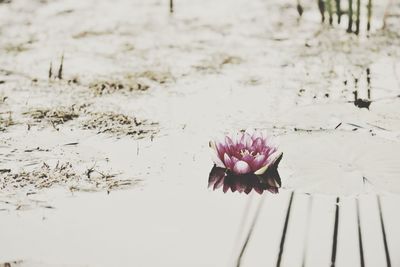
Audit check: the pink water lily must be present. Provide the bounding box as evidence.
[208,129,283,194]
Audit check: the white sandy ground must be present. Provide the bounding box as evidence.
[0,0,400,266]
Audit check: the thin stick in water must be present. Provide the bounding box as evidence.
[318,0,326,23]
[276,191,295,267]
[327,0,333,25]
[57,54,64,80]
[335,0,342,24]
[232,195,254,266]
[301,195,313,267]
[356,198,365,267]
[355,0,361,35]
[48,62,53,79]
[170,0,173,13]
[367,0,372,31]
[235,194,265,267]
[297,0,304,17]
[347,0,353,33]
[377,195,392,267]
[366,68,371,99]
[330,197,340,267]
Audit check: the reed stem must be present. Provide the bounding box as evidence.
[367,0,372,31]
[355,0,361,34]
[318,0,326,22]
[347,0,353,33]
[327,0,333,25]
[335,0,342,24]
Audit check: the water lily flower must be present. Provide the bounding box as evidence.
[208,129,283,194]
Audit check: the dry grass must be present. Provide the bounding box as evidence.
[195,54,242,73]
[82,111,158,139]
[23,105,87,128]
[89,79,149,96]
[0,111,15,131]
[89,70,173,96]
[0,162,139,193]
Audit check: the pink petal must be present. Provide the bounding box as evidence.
[241,154,253,165]
[216,142,226,158]
[242,133,253,148]
[211,150,225,168]
[231,156,239,165]
[224,153,233,169]
[233,160,251,174]
[253,138,264,152]
[251,130,263,140]
[245,128,255,136]
[225,136,234,148]
[251,154,267,171]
